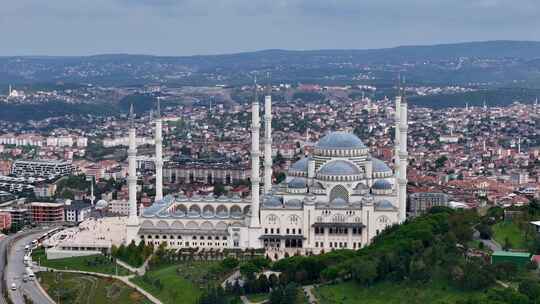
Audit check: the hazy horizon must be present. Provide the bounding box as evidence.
[2,0,540,56]
[1,40,540,58]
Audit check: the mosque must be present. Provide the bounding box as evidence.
[126,86,408,255]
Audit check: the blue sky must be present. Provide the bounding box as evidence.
[1,0,539,56]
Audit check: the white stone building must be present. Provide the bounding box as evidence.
[126,85,409,255]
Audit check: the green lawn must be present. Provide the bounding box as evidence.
[314,280,483,304]
[38,271,152,304]
[32,248,131,276]
[492,221,528,249]
[131,261,230,304]
[246,293,268,303]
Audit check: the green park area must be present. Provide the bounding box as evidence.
[314,280,483,304]
[32,248,131,276]
[38,271,151,304]
[492,221,529,250]
[246,293,269,302]
[131,261,235,304]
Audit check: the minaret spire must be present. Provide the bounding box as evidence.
[263,72,273,194]
[155,97,164,201]
[250,77,261,228]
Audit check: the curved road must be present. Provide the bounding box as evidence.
[4,231,55,304]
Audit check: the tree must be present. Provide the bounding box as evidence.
[268,273,279,288]
[269,287,284,304]
[321,266,339,282]
[213,182,226,196]
[257,275,270,293]
[351,259,377,286]
[275,172,286,184]
[503,237,512,251]
[221,257,239,270]
[435,155,448,168]
[518,279,540,302]
[477,224,492,240]
[240,262,258,281]
[410,258,430,282]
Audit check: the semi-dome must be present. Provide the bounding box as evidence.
[319,160,361,176]
[290,157,309,172]
[375,200,395,210]
[316,132,366,150]
[330,197,348,208]
[372,158,392,173]
[263,195,282,208]
[354,183,369,190]
[288,177,307,189]
[372,179,392,190]
[285,199,303,208]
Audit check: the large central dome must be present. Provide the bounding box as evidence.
[316,131,366,150]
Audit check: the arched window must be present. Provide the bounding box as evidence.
[332,214,345,223]
[330,185,349,203]
[289,215,300,225]
[266,214,278,225]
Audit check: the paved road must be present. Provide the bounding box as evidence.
[5,231,55,304]
[473,230,502,251]
[303,285,318,304]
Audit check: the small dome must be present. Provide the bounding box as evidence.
[311,182,325,189]
[187,210,200,218]
[204,194,215,201]
[290,157,309,172]
[288,177,307,189]
[372,179,392,190]
[95,199,108,209]
[330,197,348,208]
[372,158,392,173]
[285,199,303,208]
[157,209,170,218]
[319,160,361,176]
[230,209,243,217]
[141,205,159,217]
[375,200,395,210]
[216,210,229,218]
[263,195,282,208]
[172,210,185,218]
[354,183,369,190]
[316,132,366,150]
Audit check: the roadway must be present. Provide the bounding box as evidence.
[3,230,55,304]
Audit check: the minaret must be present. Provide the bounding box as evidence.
[263,74,273,194]
[155,97,164,201]
[398,89,408,223]
[250,80,261,228]
[394,91,401,172]
[126,104,139,244]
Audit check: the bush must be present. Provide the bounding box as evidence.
[221,257,239,270]
[477,224,492,240]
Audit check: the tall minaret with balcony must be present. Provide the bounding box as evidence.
[155,97,164,201]
[263,74,273,194]
[398,89,408,222]
[250,80,261,228]
[126,104,140,244]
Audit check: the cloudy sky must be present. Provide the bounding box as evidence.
[1,0,539,56]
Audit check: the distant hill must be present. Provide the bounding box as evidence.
[0,40,540,98]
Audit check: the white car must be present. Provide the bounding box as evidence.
[11,283,16,291]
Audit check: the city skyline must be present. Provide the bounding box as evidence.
[1,0,540,56]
